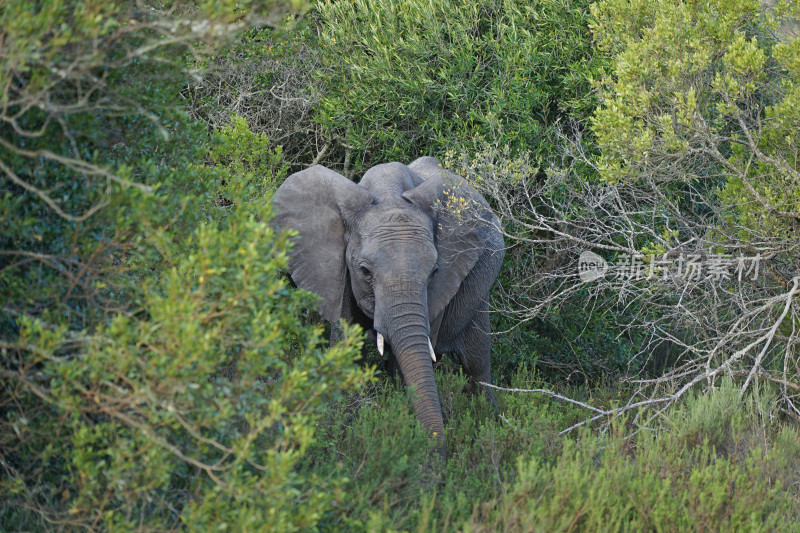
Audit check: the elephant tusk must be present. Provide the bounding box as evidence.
[428,338,436,363]
[377,333,385,356]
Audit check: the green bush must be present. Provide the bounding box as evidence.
[185,24,323,170]
[1,108,374,529]
[314,0,604,174]
[590,0,800,232]
[0,2,372,529]
[297,372,800,531]
[478,382,800,532]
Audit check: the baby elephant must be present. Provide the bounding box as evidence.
[272,157,504,458]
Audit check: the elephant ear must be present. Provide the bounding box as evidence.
[403,157,498,321]
[272,165,376,323]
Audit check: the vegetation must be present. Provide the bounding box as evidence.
[457,0,800,419]
[313,0,603,174]
[2,0,799,531]
[299,376,800,531]
[1,1,370,529]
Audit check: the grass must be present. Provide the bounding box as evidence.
[302,368,800,532]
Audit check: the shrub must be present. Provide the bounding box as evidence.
[313,0,604,175]
[0,2,372,529]
[299,371,800,531]
[478,382,800,532]
[1,104,374,530]
[185,25,323,170]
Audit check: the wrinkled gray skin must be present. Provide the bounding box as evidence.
[272,157,504,458]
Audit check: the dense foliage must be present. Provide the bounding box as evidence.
[186,0,605,176]
[313,0,603,173]
[1,2,371,529]
[2,0,799,530]
[301,375,800,530]
[583,0,800,415]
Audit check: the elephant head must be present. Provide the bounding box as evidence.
[271,157,501,457]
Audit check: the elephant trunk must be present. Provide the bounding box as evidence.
[380,293,445,459]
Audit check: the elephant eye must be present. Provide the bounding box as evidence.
[359,265,372,278]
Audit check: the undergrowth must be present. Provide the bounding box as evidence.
[303,369,800,532]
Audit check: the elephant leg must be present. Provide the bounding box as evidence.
[332,322,404,378]
[328,281,373,365]
[329,321,345,347]
[385,347,403,382]
[330,321,372,366]
[455,300,498,411]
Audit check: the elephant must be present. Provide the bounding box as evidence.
[271,156,504,458]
